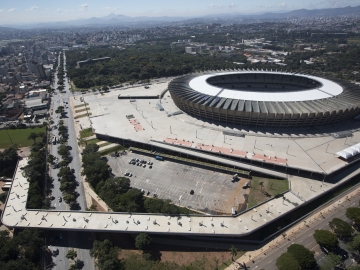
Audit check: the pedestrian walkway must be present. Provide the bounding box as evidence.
[69,97,111,211]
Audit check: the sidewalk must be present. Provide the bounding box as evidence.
[225,185,360,270]
[69,96,112,212]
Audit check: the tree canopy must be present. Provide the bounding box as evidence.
[0,229,44,269]
[320,252,344,270]
[346,207,360,226]
[329,218,354,239]
[313,230,339,250]
[287,244,316,270]
[276,252,301,270]
[135,233,152,252]
[90,239,123,270]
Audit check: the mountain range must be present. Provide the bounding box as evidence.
[4,5,360,29]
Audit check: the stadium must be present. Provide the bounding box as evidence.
[168,71,360,128]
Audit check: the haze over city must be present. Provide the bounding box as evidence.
[1,0,360,24]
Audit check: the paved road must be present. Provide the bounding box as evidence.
[48,53,95,270]
[234,192,359,270]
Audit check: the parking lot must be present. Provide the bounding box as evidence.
[107,152,250,215]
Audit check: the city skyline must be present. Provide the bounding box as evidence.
[1,0,360,25]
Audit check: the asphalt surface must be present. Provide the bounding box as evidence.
[238,193,359,270]
[48,53,95,270]
[107,152,250,215]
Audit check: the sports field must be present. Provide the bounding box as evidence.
[0,127,46,149]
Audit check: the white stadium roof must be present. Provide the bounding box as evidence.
[189,71,343,102]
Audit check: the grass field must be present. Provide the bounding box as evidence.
[247,176,289,208]
[80,128,94,139]
[74,103,89,108]
[74,113,92,119]
[85,138,101,145]
[348,38,360,45]
[99,145,126,156]
[75,108,88,113]
[0,127,46,148]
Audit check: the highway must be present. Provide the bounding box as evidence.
[232,191,359,270]
[48,53,94,270]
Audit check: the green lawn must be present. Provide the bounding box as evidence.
[74,103,89,108]
[99,145,126,156]
[85,138,101,145]
[74,113,92,119]
[75,108,88,113]
[97,142,112,148]
[0,127,46,148]
[80,128,94,139]
[247,176,289,208]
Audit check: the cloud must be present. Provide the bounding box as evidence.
[66,9,76,13]
[8,8,17,13]
[279,2,288,8]
[103,6,120,12]
[79,3,89,11]
[57,8,61,13]
[26,6,39,11]
[0,9,4,13]
[210,3,238,9]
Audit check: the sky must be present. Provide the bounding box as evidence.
[0,0,360,25]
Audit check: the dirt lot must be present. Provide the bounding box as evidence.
[118,246,242,269]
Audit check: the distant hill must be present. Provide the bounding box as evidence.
[254,5,360,19]
[3,5,360,29]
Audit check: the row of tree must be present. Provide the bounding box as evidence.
[0,146,18,176]
[276,202,360,270]
[53,91,78,208]
[0,229,45,269]
[23,140,49,209]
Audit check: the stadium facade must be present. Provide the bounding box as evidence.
[168,71,360,128]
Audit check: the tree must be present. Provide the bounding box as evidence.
[0,192,8,203]
[47,154,55,164]
[90,239,123,270]
[58,144,69,158]
[83,144,99,155]
[347,234,360,260]
[276,252,301,270]
[313,230,338,250]
[346,207,360,226]
[320,252,345,270]
[287,244,316,269]
[55,106,65,116]
[63,193,76,204]
[27,132,37,144]
[135,233,152,252]
[66,249,77,263]
[329,218,354,239]
[229,246,237,261]
[259,181,264,192]
[69,263,77,270]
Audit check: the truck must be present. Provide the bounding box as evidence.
[155,156,164,161]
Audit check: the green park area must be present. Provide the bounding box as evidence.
[79,127,94,139]
[247,176,289,208]
[0,127,46,149]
